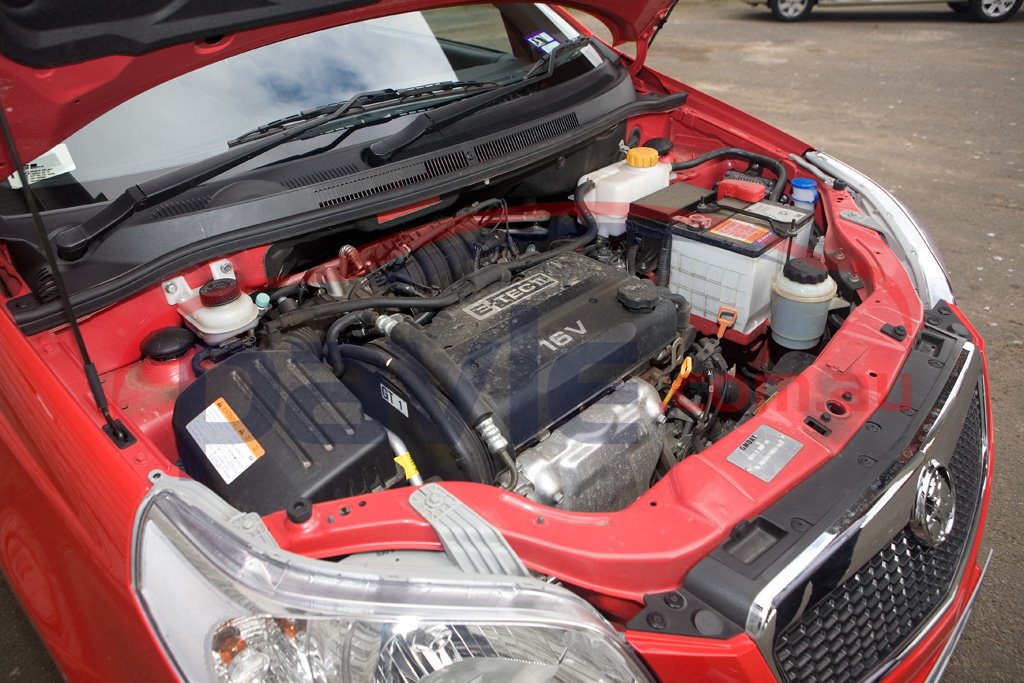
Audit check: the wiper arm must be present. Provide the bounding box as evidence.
[53,83,495,261]
[226,80,498,147]
[365,37,593,166]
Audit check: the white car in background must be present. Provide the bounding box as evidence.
[751,0,1020,22]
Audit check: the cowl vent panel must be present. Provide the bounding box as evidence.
[314,153,469,209]
[473,113,579,162]
[282,164,361,190]
[148,193,214,220]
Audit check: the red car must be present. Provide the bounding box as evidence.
[0,1,991,682]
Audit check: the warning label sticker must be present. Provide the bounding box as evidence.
[710,218,771,244]
[726,425,803,482]
[7,143,76,189]
[185,397,265,484]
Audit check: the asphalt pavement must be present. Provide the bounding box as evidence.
[2,2,1022,680]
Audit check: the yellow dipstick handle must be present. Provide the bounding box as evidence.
[661,356,693,412]
[394,452,424,486]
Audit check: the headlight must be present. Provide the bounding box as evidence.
[805,151,954,309]
[131,477,653,683]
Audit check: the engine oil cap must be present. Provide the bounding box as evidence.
[783,258,828,285]
[199,278,242,307]
[617,278,658,312]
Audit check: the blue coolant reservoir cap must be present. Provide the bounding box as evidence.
[791,178,816,190]
[254,292,271,308]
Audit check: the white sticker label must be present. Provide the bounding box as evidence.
[727,425,803,482]
[7,143,76,189]
[186,397,265,485]
[747,201,809,223]
[381,384,409,417]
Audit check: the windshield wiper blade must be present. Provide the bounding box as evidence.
[365,37,592,166]
[227,80,499,148]
[53,83,493,261]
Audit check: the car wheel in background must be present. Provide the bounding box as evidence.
[770,0,815,20]
[970,0,1022,20]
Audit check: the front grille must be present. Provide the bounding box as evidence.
[774,389,985,683]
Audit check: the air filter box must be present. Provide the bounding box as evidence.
[172,349,393,515]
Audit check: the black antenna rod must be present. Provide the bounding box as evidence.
[0,102,134,447]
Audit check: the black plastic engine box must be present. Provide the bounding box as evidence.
[341,252,677,456]
[172,349,393,515]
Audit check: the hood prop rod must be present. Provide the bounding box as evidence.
[0,105,134,448]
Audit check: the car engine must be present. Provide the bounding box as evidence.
[169,146,846,517]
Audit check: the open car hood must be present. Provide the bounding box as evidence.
[0,0,676,170]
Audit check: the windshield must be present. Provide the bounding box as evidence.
[1,4,598,209]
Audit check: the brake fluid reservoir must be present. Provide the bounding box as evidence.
[179,278,261,345]
[770,258,837,350]
[580,147,671,237]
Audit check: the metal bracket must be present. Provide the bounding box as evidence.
[209,259,236,280]
[409,483,528,577]
[161,259,235,305]
[160,276,194,305]
[840,209,883,232]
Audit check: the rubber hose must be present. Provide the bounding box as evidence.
[388,321,500,430]
[325,310,379,374]
[335,343,494,483]
[656,287,693,333]
[412,310,436,326]
[271,289,465,331]
[671,147,787,202]
[273,327,324,356]
[191,347,212,377]
[267,283,302,301]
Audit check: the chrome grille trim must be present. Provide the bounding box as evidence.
[744,340,987,682]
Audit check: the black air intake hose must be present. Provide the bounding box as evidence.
[672,148,788,202]
[388,321,503,435]
[333,343,494,484]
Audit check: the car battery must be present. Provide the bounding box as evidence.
[628,182,812,336]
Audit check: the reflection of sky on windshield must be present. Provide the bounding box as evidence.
[65,13,459,181]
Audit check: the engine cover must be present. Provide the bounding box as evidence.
[173,349,394,515]
[370,252,677,448]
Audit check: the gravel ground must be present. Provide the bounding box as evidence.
[2,2,1021,680]
[640,5,1022,681]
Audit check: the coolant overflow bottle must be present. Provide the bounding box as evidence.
[580,146,672,238]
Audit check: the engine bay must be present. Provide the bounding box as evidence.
[80,134,856,518]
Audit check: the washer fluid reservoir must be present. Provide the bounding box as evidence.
[580,147,672,237]
[770,258,837,350]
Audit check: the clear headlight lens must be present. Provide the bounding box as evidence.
[131,478,652,683]
[806,151,954,309]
